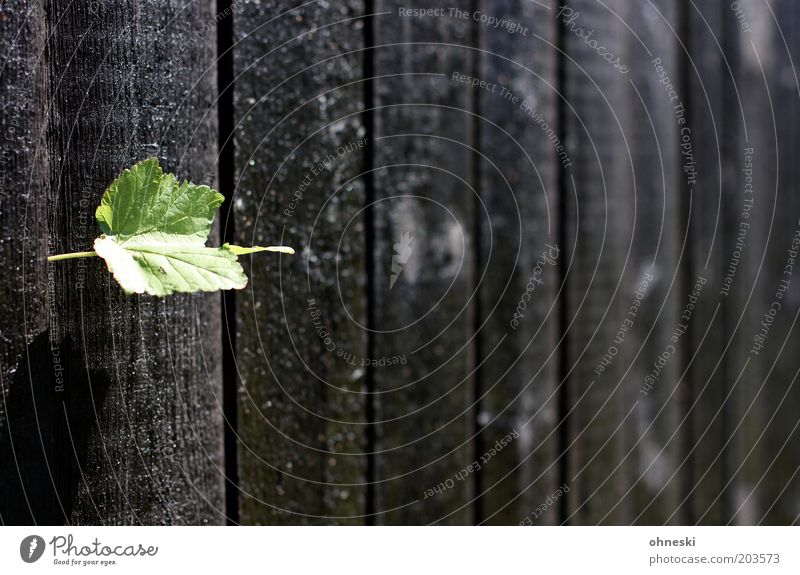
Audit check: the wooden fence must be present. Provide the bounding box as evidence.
[1,0,799,525]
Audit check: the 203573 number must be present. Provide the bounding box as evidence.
[735,553,780,564]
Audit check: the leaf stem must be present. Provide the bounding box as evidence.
[47,251,98,262]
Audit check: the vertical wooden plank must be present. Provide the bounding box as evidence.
[726,0,799,525]
[0,0,53,524]
[682,1,731,525]
[713,0,765,527]
[372,0,475,524]
[707,0,756,526]
[756,1,800,525]
[476,0,561,525]
[679,0,800,527]
[232,0,368,524]
[621,0,684,524]
[43,0,224,524]
[754,0,800,525]
[561,0,634,524]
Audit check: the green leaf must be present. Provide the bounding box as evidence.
[94,237,248,296]
[95,157,223,241]
[86,158,292,296]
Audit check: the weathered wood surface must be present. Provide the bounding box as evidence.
[618,0,684,525]
[755,0,800,525]
[0,0,799,526]
[674,0,800,527]
[370,0,476,524]
[561,0,635,524]
[681,0,731,526]
[724,0,800,526]
[232,0,368,524]
[0,0,52,524]
[475,0,561,525]
[0,0,224,525]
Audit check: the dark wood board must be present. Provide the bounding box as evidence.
[232,0,368,524]
[0,0,225,525]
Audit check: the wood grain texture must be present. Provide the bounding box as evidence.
[621,0,684,525]
[0,0,54,525]
[682,1,734,525]
[1,0,800,528]
[371,0,476,524]
[0,0,225,525]
[561,0,635,525]
[755,0,800,525]
[725,0,799,525]
[711,0,763,527]
[232,0,368,525]
[475,0,561,525]
[681,0,800,526]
